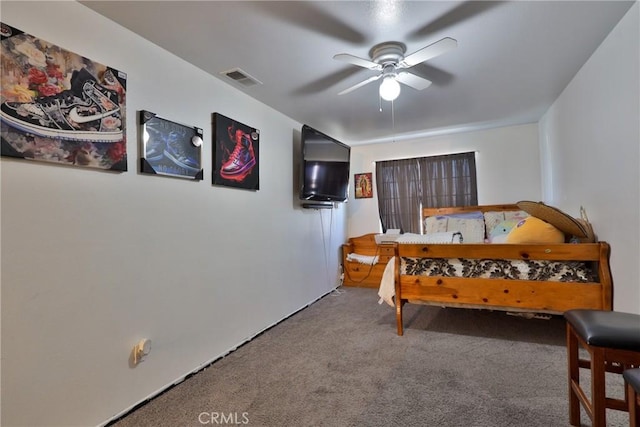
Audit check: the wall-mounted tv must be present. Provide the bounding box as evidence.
[299,125,351,204]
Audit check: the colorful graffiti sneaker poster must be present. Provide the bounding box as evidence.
[212,113,259,190]
[0,22,127,171]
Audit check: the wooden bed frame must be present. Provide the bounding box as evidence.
[391,204,613,335]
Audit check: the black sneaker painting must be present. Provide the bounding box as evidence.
[1,68,123,142]
[0,22,127,171]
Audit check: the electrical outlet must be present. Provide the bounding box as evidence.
[133,339,151,364]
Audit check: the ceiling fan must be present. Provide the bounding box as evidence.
[333,37,457,101]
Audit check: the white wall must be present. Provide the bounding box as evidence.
[347,123,542,236]
[539,3,640,314]
[0,2,347,426]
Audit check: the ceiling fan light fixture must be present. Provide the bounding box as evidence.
[379,76,400,101]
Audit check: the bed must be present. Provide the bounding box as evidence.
[373,203,613,335]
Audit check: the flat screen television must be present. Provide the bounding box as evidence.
[299,125,351,203]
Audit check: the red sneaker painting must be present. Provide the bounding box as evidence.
[213,113,259,190]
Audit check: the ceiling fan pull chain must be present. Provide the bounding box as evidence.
[392,100,397,143]
[391,99,395,131]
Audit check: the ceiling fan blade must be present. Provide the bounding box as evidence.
[248,2,367,44]
[293,68,364,95]
[399,37,458,68]
[338,74,382,95]
[406,1,504,41]
[396,72,432,91]
[333,53,382,71]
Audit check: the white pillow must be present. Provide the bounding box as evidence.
[504,210,529,222]
[483,211,506,238]
[424,211,485,243]
[424,216,448,234]
[446,217,485,243]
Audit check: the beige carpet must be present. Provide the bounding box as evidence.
[109,287,628,427]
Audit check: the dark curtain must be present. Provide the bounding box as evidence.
[419,152,477,208]
[376,152,477,233]
[375,158,422,233]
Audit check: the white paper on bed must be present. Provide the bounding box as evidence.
[346,253,379,265]
[378,257,396,307]
[395,231,463,244]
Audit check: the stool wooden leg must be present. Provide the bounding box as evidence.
[629,383,640,427]
[567,324,581,426]
[591,347,607,427]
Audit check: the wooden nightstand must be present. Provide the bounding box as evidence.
[342,234,395,288]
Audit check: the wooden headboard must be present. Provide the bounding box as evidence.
[422,204,521,219]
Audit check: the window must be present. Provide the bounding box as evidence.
[375,152,477,233]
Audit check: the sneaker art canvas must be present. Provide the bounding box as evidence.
[140,111,203,180]
[0,23,127,171]
[212,113,259,190]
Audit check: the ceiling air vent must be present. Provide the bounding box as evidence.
[220,68,262,87]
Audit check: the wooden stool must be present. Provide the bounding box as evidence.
[565,309,640,426]
[623,368,640,427]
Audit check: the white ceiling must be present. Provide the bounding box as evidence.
[81,1,635,145]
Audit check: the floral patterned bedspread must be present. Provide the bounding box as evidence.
[401,258,597,282]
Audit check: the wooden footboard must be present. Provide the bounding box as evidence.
[394,242,612,335]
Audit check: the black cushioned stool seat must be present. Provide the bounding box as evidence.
[564,309,640,427]
[623,368,640,427]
